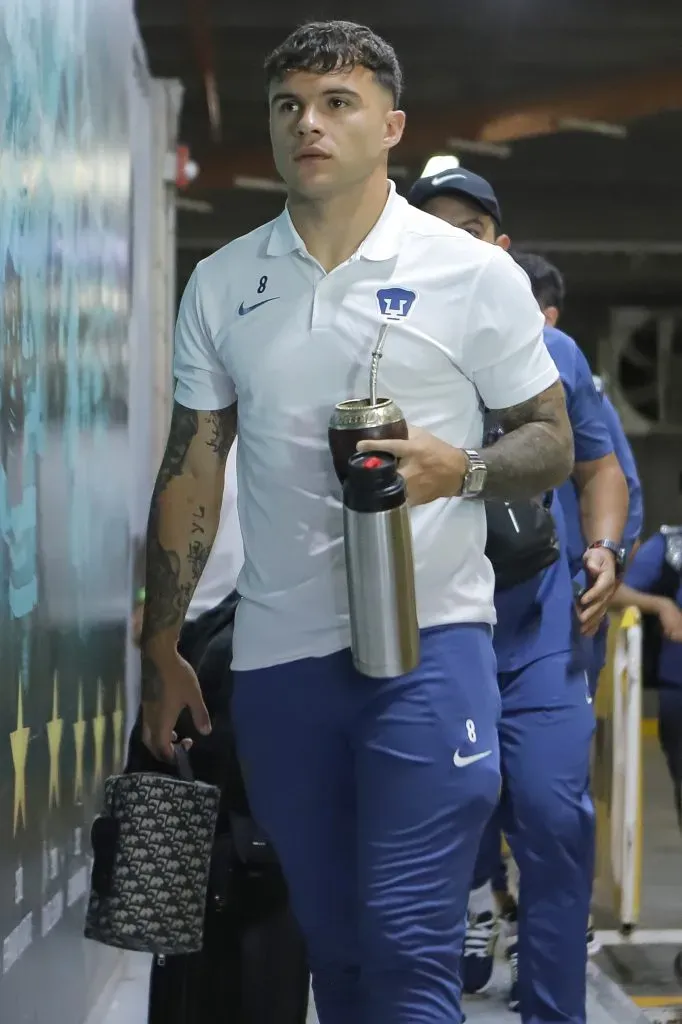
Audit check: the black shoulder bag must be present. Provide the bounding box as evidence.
[483,419,560,590]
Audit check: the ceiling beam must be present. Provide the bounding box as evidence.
[136,0,682,32]
[479,69,682,142]
[190,70,682,190]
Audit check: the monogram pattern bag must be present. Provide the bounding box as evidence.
[84,746,220,956]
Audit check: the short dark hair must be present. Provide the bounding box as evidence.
[264,21,403,106]
[512,251,565,312]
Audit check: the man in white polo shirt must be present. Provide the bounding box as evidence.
[139,21,574,1024]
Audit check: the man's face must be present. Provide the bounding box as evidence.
[421,194,510,250]
[268,66,405,199]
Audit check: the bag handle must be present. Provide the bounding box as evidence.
[173,743,194,782]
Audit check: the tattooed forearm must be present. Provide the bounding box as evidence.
[141,534,195,643]
[481,381,574,499]
[140,401,236,672]
[141,652,163,703]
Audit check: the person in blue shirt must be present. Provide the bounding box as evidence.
[592,375,642,564]
[511,253,644,959]
[585,376,643,692]
[511,252,644,698]
[611,527,682,822]
[408,170,629,1024]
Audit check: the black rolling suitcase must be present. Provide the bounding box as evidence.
[147,861,310,1024]
[126,592,310,1024]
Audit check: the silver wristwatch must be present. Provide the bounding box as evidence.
[460,449,487,498]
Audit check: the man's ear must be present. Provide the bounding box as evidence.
[544,306,560,327]
[495,233,511,251]
[383,109,405,151]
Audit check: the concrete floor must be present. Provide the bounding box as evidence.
[595,736,682,1005]
[98,953,650,1024]
[629,736,681,934]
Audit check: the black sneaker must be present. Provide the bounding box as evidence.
[587,916,601,956]
[502,902,519,1013]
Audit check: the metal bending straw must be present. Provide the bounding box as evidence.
[369,323,389,406]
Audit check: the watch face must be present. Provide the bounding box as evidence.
[467,466,487,495]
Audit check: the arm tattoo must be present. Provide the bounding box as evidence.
[481,381,574,500]
[207,411,233,461]
[191,506,206,534]
[140,402,236,698]
[141,652,163,703]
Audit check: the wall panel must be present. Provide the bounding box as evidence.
[0,0,136,1019]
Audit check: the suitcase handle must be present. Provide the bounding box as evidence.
[173,744,194,782]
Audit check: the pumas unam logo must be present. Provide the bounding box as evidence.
[376,287,417,321]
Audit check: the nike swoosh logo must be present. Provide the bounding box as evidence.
[453,749,493,768]
[238,297,279,316]
[431,172,467,187]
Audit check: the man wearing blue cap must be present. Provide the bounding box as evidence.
[512,252,644,702]
[408,167,509,248]
[511,249,644,962]
[408,170,630,1023]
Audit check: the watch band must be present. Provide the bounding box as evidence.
[588,539,626,576]
[460,449,487,498]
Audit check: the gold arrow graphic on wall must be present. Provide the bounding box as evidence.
[92,680,107,790]
[46,673,63,809]
[73,683,87,804]
[112,681,124,772]
[10,679,30,836]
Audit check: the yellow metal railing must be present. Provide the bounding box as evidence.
[592,608,643,931]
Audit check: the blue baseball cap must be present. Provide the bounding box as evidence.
[407,167,502,227]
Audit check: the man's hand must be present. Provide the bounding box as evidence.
[141,650,211,762]
[578,546,618,636]
[658,598,682,643]
[357,425,466,505]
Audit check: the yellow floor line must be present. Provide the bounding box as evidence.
[642,718,657,740]
[633,995,682,1008]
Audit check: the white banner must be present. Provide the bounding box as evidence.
[593,608,643,930]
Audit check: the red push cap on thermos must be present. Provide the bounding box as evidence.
[343,451,406,513]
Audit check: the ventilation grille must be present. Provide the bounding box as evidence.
[598,308,682,435]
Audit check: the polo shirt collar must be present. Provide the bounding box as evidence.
[266,180,406,262]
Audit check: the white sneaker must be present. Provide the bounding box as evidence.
[507,933,519,1013]
[462,909,500,994]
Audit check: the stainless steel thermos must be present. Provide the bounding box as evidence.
[342,450,420,678]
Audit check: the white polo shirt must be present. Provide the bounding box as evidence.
[174,182,558,671]
[186,443,243,621]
